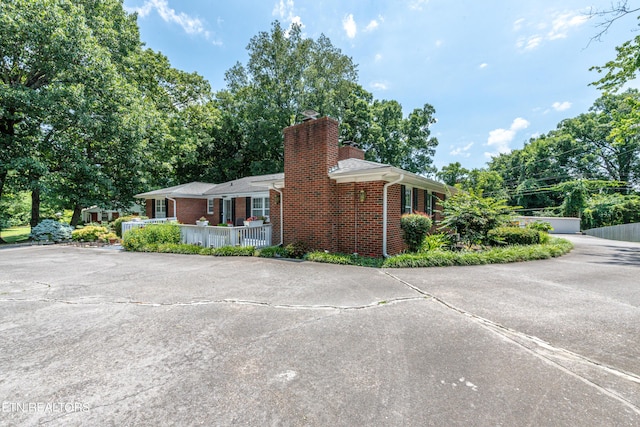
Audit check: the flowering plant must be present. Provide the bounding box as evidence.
[246,216,260,221]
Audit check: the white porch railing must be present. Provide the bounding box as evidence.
[122,218,272,249]
[121,217,177,236]
[180,224,272,249]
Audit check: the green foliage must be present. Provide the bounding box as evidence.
[382,238,573,268]
[122,224,180,251]
[437,162,469,186]
[420,233,451,252]
[440,190,516,246]
[487,227,541,246]
[258,246,290,258]
[132,242,256,256]
[284,241,309,259]
[72,225,109,242]
[29,219,73,242]
[400,213,433,252]
[304,252,384,268]
[114,216,147,238]
[582,193,640,229]
[526,221,553,233]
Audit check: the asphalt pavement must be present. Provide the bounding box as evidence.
[0,234,638,426]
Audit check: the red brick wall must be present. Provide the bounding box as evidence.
[387,184,408,255]
[174,198,207,225]
[283,117,340,253]
[269,189,282,245]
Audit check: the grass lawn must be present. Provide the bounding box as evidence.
[0,226,31,243]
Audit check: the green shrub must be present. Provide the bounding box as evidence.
[487,227,541,246]
[72,225,109,242]
[114,215,147,238]
[381,238,573,268]
[400,213,433,252]
[258,246,291,258]
[440,190,516,245]
[210,246,255,256]
[122,223,180,251]
[30,219,73,242]
[305,251,384,267]
[420,233,451,252]
[526,221,553,233]
[284,241,308,259]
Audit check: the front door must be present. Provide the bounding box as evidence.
[223,199,233,224]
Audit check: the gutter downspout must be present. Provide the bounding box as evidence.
[167,197,177,220]
[269,184,284,246]
[383,174,404,257]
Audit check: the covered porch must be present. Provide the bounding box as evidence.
[122,218,272,249]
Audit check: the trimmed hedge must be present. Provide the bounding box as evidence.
[72,225,109,242]
[400,213,433,252]
[487,226,541,246]
[122,223,181,251]
[381,238,573,268]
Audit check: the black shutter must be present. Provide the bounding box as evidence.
[232,198,236,223]
[412,188,418,212]
[218,199,223,224]
[423,190,428,213]
[400,185,406,214]
[245,197,251,219]
[165,198,169,218]
[151,199,156,219]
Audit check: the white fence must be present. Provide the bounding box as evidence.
[121,217,177,236]
[585,222,640,243]
[122,218,272,248]
[514,216,581,234]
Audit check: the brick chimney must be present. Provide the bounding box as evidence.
[282,117,340,252]
[338,144,365,161]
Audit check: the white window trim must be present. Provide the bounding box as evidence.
[207,198,214,215]
[251,196,270,219]
[155,199,166,218]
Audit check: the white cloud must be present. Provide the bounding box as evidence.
[343,14,357,39]
[365,20,379,32]
[410,0,429,11]
[371,81,388,90]
[374,53,383,62]
[552,101,572,112]
[129,0,220,44]
[514,10,588,51]
[272,0,304,31]
[513,18,525,31]
[548,12,589,40]
[485,117,530,157]
[450,142,474,157]
[435,39,444,48]
[479,63,488,69]
[516,35,542,51]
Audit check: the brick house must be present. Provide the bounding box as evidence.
[135,116,454,257]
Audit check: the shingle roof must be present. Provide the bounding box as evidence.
[134,181,216,198]
[203,173,284,196]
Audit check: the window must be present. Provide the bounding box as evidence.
[252,197,270,219]
[425,192,434,216]
[155,199,166,218]
[401,185,412,214]
[207,198,214,215]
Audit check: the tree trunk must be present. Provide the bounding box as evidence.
[30,188,40,228]
[70,204,82,227]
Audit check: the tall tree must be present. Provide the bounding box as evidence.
[437,162,469,186]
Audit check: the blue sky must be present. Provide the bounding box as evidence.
[123,0,638,171]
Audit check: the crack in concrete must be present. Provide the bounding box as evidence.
[0,296,428,311]
[384,271,640,416]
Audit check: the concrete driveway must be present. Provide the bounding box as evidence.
[0,235,639,426]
